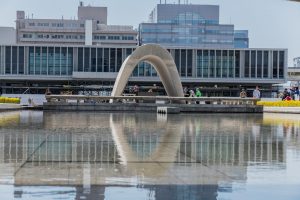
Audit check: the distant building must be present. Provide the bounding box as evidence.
[293,57,300,67]
[139,3,249,48]
[15,2,137,46]
[234,30,249,48]
[0,27,16,45]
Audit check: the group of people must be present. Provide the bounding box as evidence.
[183,87,202,97]
[281,87,299,101]
[240,86,261,98]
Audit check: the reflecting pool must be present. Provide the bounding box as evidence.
[0,111,300,200]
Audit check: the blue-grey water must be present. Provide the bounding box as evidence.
[0,111,299,200]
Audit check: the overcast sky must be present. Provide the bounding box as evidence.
[0,0,299,66]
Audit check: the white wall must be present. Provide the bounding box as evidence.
[0,27,16,44]
[85,20,92,46]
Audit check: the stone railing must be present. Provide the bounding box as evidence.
[45,95,260,105]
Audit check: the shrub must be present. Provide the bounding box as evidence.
[257,100,300,107]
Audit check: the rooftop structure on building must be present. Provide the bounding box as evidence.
[139,2,249,48]
[15,2,137,46]
[293,57,300,68]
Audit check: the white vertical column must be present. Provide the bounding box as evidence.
[85,20,93,46]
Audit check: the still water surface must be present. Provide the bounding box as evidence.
[0,111,299,200]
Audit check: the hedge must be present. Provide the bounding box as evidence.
[0,97,21,104]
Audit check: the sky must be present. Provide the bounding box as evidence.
[0,0,299,66]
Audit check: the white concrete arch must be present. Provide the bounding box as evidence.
[111,44,184,98]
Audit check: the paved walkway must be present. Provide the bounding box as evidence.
[264,106,300,114]
[0,103,22,111]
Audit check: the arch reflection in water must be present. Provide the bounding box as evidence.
[110,113,184,178]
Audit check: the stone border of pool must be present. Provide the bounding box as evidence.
[43,102,263,113]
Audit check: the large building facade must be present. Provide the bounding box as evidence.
[0,44,287,95]
[139,4,249,48]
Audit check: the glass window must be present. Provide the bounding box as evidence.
[97,48,103,72]
[273,51,278,78]
[209,50,215,78]
[126,48,133,58]
[197,50,203,77]
[41,47,47,75]
[203,50,209,78]
[187,50,193,77]
[67,48,73,75]
[263,51,269,78]
[5,46,11,74]
[216,50,221,78]
[138,62,144,76]
[251,51,256,78]
[235,51,240,78]
[116,48,122,72]
[48,47,54,75]
[61,47,67,75]
[145,62,151,76]
[229,50,234,78]
[29,47,34,75]
[244,51,250,78]
[12,47,18,74]
[175,49,180,72]
[18,47,25,74]
[110,48,116,72]
[181,50,186,77]
[257,51,262,78]
[54,47,60,75]
[35,47,41,75]
[222,50,228,78]
[91,48,96,72]
[279,51,284,79]
[78,48,83,72]
[84,48,90,72]
[103,48,109,72]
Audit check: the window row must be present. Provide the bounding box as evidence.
[28,47,73,75]
[244,50,285,79]
[1,46,286,79]
[27,22,84,28]
[94,35,135,41]
[23,34,85,40]
[77,47,134,73]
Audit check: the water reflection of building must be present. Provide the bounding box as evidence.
[0,111,296,199]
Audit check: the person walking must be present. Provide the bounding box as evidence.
[253,86,260,98]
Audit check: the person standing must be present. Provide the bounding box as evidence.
[195,88,202,97]
[253,86,260,98]
[295,87,300,100]
[240,89,247,98]
[195,88,202,104]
